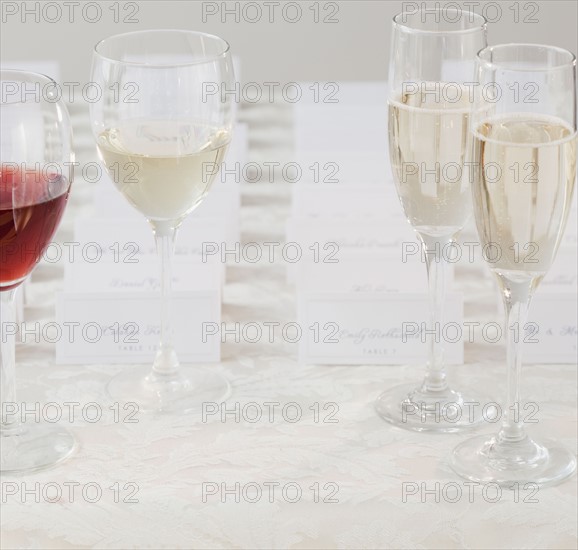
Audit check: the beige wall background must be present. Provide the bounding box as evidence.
[1,0,577,84]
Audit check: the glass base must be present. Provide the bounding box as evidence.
[106,365,231,414]
[0,424,76,475]
[375,382,490,433]
[451,433,577,488]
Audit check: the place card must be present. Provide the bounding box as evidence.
[286,216,417,250]
[541,247,577,292]
[285,216,439,284]
[15,284,24,323]
[292,151,390,185]
[297,291,463,365]
[90,185,240,244]
[525,293,577,364]
[291,182,404,219]
[522,247,577,364]
[72,217,230,280]
[56,290,220,365]
[294,103,388,155]
[64,256,222,293]
[295,251,427,293]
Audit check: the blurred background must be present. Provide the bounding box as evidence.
[2,0,577,83]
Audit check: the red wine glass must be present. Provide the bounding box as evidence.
[1,70,75,473]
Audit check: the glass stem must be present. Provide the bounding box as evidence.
[421,235,451,393]
[151,222,180,375]
[497,275,533,443]
[0,289,19,433]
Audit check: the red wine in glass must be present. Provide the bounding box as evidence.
[0,165,69,290]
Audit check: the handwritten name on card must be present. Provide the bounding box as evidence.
[297,292,463,365]
[56,291,220,365]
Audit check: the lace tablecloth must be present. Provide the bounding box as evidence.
[1,101,576,550]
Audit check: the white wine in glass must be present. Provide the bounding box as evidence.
[389,84,474,236]
[97,120,230,222]
[376,8,490,432]
[451,44,577,487]
[471,114,576,275]
[90,30,235,413]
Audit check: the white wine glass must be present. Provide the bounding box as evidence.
[375,8,490,432]
[90,30,234,413]
[451,43,577,486]
[1,70,75,472]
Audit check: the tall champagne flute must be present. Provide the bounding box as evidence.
[1,70,75,473]
[375,8,489,432]
[451,44,577,486]
[90,30,234,413]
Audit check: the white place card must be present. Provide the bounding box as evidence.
[489,247,576,364]
[525,293,577,364]
[541,247,577,292]
[294,103,388,154]
[73,217,231,274]
[295,251,427,293]
[15,284,24,323]
[56,290,220,365]
[285,216,439,284]
[64,257,222,293]
[90,185,240,244]
[286,217,418,256]
[292,151,391,185]
[297,292,463,365]
[523,247,577,364]
[291,183,404,220]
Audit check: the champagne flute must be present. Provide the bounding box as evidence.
[375,8,490,432]
[1,70,75,473]
[451,44,577,486]
[90,30,234,413]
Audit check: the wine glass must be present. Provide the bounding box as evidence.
[90,30,234,413]
[451,43,577,486]
[375,8,490,432]
[1,70,75,473]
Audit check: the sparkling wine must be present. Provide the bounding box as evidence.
[0,167,69,290]
[471,114,577,277]
[389,84,475,237]
[97,120,230,222]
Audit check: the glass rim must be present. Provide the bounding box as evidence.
[477,43,577,71]
[0,69,58,105]
[1,68,57,86]
[392,9,487,35]
[93,29,231,67]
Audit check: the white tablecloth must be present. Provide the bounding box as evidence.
[1,101,576,550]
